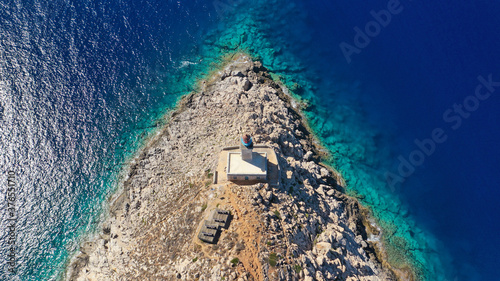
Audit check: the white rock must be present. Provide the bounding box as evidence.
[304,151,313,161]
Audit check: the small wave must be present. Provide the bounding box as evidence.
[176,60,198,69]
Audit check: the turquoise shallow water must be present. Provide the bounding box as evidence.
[3,0,498,280]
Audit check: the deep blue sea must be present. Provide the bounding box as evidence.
[0,0,498,280]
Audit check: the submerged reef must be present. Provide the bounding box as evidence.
[65,55,406,280]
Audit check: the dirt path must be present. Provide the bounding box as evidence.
[224,185,264,281]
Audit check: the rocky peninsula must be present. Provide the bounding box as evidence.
[65,54,400,281]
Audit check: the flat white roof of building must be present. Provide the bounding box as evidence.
[227,152,267,176]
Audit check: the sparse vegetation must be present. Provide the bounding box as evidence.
[192,257,198,262]
[274,210,281,219]
[269,252,278,267]
[230,258,239,266]
[294,264,302,273]
[201,203,207,212]
[205,169,213,178]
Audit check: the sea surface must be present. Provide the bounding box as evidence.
[0,0,499,280]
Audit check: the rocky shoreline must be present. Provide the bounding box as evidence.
[65,54,404,281]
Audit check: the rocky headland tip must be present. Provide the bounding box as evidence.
[65,54,410,281]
